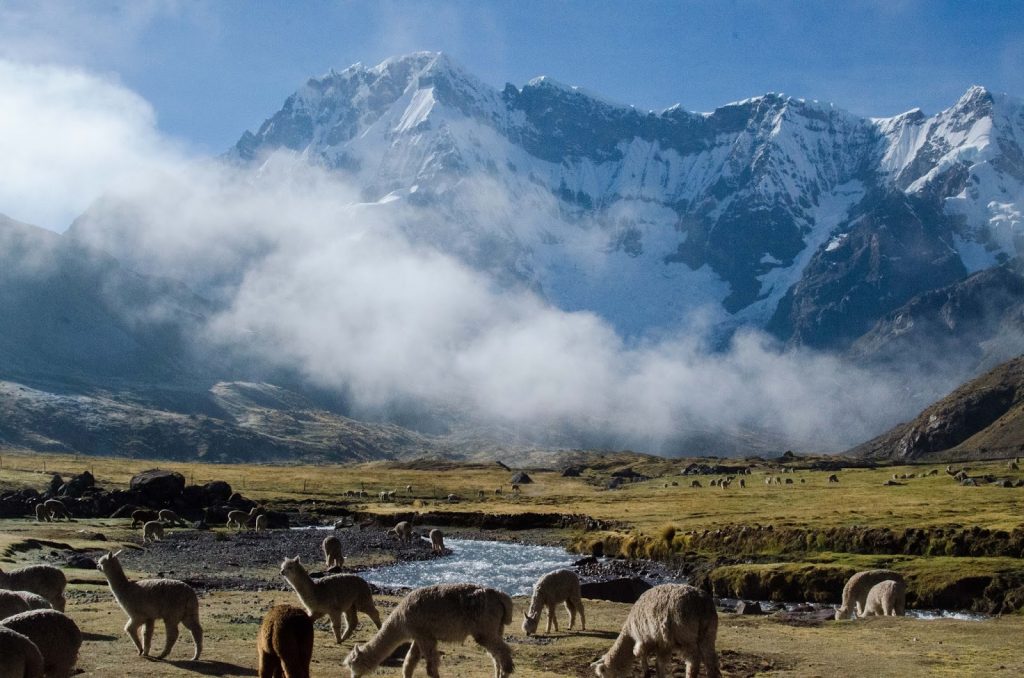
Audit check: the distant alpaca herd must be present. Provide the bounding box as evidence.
[2,476,929,677]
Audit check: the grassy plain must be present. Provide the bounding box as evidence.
[1,449,1023,675]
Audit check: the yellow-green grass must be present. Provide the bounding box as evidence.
[1,449,1021,540]
[60,586,1024,677]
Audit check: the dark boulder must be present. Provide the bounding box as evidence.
[48,474,64,495]
[561,467,582,477]
[59,471,95,498]
[580,577,652,603]
[510,471,533,484]
[227,492,257,510]
[130,469,185,503]
[66,554,98,570]
[203,480,233,503]
[259,510,290,529]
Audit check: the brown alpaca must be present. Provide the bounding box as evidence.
[258,605,313,678]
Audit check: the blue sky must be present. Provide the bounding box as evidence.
[2,0,1022,152]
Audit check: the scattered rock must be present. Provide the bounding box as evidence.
[129,469,185,502]
[580,577,652,603]
[65,554,98,570]
[736,600,764,615]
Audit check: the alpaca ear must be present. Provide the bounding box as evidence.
[113,550,123,557]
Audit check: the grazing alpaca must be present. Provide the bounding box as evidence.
[96,551,203,660]
[33,504,50,523]
[391,521,413,544]
[0,626,44,678]
[344,583,514,678]
[0,609,81,678]
[428,529,445,553]
[142,520,165,543]
[257,604,313,678]
[835,569,906,620]
[0,565,66,612]
[42,499,71,521]
[591,584,720,678]
[279,557,381,644]
[226,510,250,530]
[323,536,345,568]
[522,569,585,636]
[862,579,907,617]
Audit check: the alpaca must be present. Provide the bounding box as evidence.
[0,609,81,678]
[130,509,159,528]
[255,514,270,532]
[0,565,66,612]
[227,509,250,530]
[158,509,186,526]
[96,551,203,660]
[323,536,345,569]
[142,520,165,543]
[279,557,381,644]
[33,504,50,523]
[391,521,413,544]
[42,499,71,521]
[835,569,906,620]
[828,474,839,483]
[591,584,720,678]
[0,626,44,678]
[0,590,30,620]
[522,569,585,636]
[344,583,514,678]
[428,529,445,553]
[3,591,50,612]
[257,604,313,678]
[862,579,907,617]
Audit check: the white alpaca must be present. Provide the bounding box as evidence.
[96,551,203,660]
[0,565,66,612]
[33,504,50,523]
[835,569,906,620]
[42,499,71,521]
[0,626,44,678]
[323,536,345,568]
[254,514,270,532]
[522,569,585,636]
[344,583,515,678]
[591,584,720,678]
[142,520,165,543]
[428,529,445,553]
[862,579,907,617]
[391,521,413,544]
[0,609,81,678]
[279,556,381,644]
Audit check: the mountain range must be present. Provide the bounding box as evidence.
[3,52,1023,460]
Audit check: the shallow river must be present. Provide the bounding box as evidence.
[363,538,577,596]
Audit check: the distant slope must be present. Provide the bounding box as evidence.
[849,356,1024,461]
[0,380,449,462]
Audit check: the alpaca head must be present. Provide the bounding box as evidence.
[96,550,124,575]
[834,604,853,620]
[343,644,372,676]
[590,656,614,677]
[280,556,304,580]
[521,611,540,636]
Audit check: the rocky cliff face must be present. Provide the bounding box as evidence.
[211,53,1024,345]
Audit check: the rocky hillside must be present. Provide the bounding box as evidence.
[849,355,1024,461]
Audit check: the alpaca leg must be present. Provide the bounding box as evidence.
[548,604,559,632]
[419,639,441,678]
[656,651,672,678]
[329,610,345,644]
[258,651,280,678]
[476,634,514,678]
[159,620,180,659]
[565,600,576,630]
[125,619,144,655]
[576,598,586,631]
[142,620,155,656]
[183,613,203,661]
[402,642,422,678]
[341,607,359,641]
[701,640,722,678]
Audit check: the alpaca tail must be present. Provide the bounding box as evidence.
[497,591,514,626]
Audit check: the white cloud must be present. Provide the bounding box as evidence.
[0,58,924,454]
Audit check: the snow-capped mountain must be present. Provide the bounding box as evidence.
[224,52,1023,345]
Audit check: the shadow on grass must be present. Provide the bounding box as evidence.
[164,659,256,676]
[573,630,619,640]
[81,631,118,641]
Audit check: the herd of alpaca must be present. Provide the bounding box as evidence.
[2,503,916,678]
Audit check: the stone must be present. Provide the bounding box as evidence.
[580,577,652,604]
[129,469,186,502]
[736,600,764,615]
